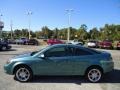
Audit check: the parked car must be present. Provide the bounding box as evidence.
[116,41,120,50]
[27,39,39,45]
[47,39,64,45]
[0,40,11,51]
[87,40,99,48]
[4,44,114,82]
[7,39,16,44]
[68,39,83,45]
[99,40,113,49]
[15,38,29,45]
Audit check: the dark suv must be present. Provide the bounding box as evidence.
[0,40,11,51]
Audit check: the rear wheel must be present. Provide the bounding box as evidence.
[86,68,102,83]
[14,66,33,82]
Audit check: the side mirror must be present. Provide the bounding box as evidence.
[39,54,45,59]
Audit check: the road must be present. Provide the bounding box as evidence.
[0,45,120,90]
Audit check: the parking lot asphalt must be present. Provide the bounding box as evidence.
[0,45,120,90]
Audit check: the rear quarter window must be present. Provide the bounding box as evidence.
[74,48,93,56]
[85,48,101,54]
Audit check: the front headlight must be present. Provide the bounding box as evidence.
[6,59,12,64]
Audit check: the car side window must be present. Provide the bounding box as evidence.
[74,48,93,56]
[67,47,74,56]
[44,47,66,57]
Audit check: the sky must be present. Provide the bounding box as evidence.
[0,0,120,31]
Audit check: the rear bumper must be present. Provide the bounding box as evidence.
[101,61,114,73]
[100,45,113,49]
[7,46,12,49]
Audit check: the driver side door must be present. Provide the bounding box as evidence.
[36,46,72,75]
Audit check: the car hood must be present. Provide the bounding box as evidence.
[13,52,32,59]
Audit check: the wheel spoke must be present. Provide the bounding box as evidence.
[16,67,30,82]
[88,69,101,82]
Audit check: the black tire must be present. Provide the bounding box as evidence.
[14,66,33,82]
[117,47,120,50]
[110,46,113,50]
[86,67,102,83]
[1,46,6,51]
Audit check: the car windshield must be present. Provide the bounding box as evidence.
[103,40,112,42]
[30,45,50,56]
[89,41,96,43]
[74,39,78,42]
[31,51,38,56]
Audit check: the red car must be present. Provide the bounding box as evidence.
[116,41,120,50]
[99,40,113,49]
[47,39,64,45]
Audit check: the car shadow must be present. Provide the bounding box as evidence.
[100,69,120,83]
[26,69,120,84]
[0,49,18,55]
[0,49,16,52]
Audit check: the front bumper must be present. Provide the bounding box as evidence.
[4,64,13,75]
[117,46,120,49]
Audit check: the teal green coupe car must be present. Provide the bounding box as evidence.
[4,44,114,82]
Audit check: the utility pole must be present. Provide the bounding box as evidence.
[10,20,13,39]
[27,11,32,39]
[66,9,74,42]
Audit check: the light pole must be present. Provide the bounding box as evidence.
[0,14,3,39]
[10,20,13,39]
[27,11,32,39]
[0,14,3,21]
[66,9,74,42]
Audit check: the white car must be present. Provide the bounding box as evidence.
[68,40,83,45]
[87,41,99,48]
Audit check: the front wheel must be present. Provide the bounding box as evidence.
[86,68,102,83]
[1,46,6,51]
[14,66,33,82]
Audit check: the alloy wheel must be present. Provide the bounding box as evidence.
[15,67,31,82]
[87,68,102,82]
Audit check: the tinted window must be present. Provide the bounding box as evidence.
[86,48,101,54]
[45,47,66,57]
[67,47,74,56]
[75,48,93,56]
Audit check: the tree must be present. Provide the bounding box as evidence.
[89,28,100,40]
[69,27,77,40]
[21,29,29,38]
[41,26,53,39]
[53,28,59,38]
[77,24,88,40]
[14,29,22,38]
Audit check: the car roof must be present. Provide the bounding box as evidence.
[50,44,83,48]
